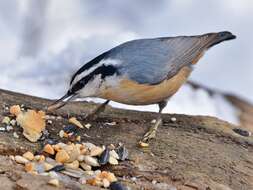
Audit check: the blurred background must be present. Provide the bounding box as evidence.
[0,0,253,125]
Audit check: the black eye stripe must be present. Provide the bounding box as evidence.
[70,51,110,85]
[70,64,119,93]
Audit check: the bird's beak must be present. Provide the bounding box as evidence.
[46,93,75,111]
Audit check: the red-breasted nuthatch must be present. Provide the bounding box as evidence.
[48,31,236,142]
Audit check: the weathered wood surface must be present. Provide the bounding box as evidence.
[0,89,253,190]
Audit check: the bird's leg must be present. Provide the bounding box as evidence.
[142,100,167,142]
[85,100,110,120]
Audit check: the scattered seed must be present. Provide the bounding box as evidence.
[10,105,21,116]
[233,128,251,137]
[109,156,118,165]
[99,171,117,183]
[63,125,78,133]
[83,142,96,150]
[9,155,15,161]
[69,117,84,128]
[55,150,70,163]
[10,119,16,126]
[76,136,81,142]
[48,178,60,187]
[103,178,110,188]
[90,146,104,157]
[110,182,127,190]
[48,171,59,179]
[6,125,13,131]
[63,168,85,178]
[65,160,79,169]
[84,156,100,167]
[47,164,65,172]
[105,122,117,126]
[15,156,29,164]
[35,163,45,173]
[13,132,19,138]
[22,151,34,161]
[59,130,65,138]
[45,157,58,166]
[79,177,86,184]
[43,144,55,155]
[99,148,110,165]
[84,170,95,176]
[80,162,92,171]
[116,146,128,161]
[151,119,156,124]
[2,116,10,124]
[43,162,54,171]
[84,123,92,129]
[138,141,149,148]
[47,120,53,124]
[109,150,119,160]
[25,162,35,172]
[34,155,41,161]
[170,117,177,122]
[0,127,6,131]
[44,139,58,146]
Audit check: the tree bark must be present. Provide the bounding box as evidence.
[0,89,253,190]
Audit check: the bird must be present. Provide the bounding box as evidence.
[47,31,236,142]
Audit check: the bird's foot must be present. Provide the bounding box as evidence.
[141,118,162,143]
[83,100,110,120]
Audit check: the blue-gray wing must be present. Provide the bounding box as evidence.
[106,35,211,84]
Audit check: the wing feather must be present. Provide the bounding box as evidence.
[107,34,212,84]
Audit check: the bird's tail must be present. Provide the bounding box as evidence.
[203,31,236,49]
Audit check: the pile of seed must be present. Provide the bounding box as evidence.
[11,142,128,188]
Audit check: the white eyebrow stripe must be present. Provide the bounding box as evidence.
[70,58,122,88]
